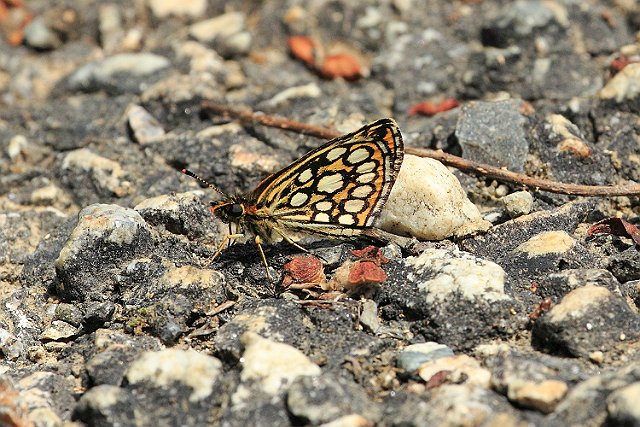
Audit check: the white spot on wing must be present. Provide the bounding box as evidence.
[297,169,313,183]
[338,214,355,225]
[356,161,376,173]
[357,172,376,184]
[317,173,343,193]
[326,147,347,161]
[314,212,330,222]
[290,192,308,207]
[344,199,365,213]
[315,201,333,211]
[346,148,370,164]
[351,185,373,198]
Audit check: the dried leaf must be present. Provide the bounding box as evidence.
[287,35,316,67]
[282,255,325,289]
[347,260,387,285]
[587,217,640,245]
[408,98,460,116]
[320,53,362,80]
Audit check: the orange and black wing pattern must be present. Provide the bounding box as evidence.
[247,118,404,237]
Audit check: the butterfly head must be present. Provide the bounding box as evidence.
[210,200,245,224]
[181,168,244,223]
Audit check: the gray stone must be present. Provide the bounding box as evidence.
[396,342,455,374]
[550,363,640,425]
[24,16,62,50]
[55,204,152,301]
[287,375,382,425]
[606,382,640,426]
[502,191,534,218]
[67,53,170,93]
[73,385,137,426]
[125,348,223,402]
[532,285,640,358]
[455,100,529,172]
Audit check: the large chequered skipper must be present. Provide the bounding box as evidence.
[182,118,404,279]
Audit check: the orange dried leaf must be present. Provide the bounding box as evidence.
[347,260,387,285]
[282,255,325,289]
[320,53,362,80]
[287,35,316,67]
[351,245,389,265]
[408,98,460,117]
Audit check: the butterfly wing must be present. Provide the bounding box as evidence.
[247,118,404,237]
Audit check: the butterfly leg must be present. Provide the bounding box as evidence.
[254,235,273,281]
[210,233,244,263]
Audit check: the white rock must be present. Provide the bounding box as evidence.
[406,248,510,304]
[418,355,491,387]
[607,382,640,424]
[265,83,322,107]
[513,230,576,257]
[6,135,28,160]
[599,63,640,102]
[68,53,170,89]
[126,104,165,145]
[62,149,132,197]
[376,154,491,240]
[240,332,321,395]
[502,191,534,217]
[125,348,222,402]
[189,12,245,43]
[148,0,207,18]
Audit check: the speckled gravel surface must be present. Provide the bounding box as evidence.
[1,1,640,426]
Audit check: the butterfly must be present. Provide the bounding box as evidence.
[182,118,404,279]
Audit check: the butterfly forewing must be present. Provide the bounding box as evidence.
[247,119,403,237]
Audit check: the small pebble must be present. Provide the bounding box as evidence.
[502,191,534,218]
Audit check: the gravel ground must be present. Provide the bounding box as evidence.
[1,1,640,426]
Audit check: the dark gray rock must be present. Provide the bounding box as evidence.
[608,248,640,283]
[537,269,622,303]
[481,0,570,51]
[73,385,137,427]
[55,204,152,301]
[382,385,531,426]
[287,374,382,424]
[134,192,217,240]
[455,100,530,172]
[461,199,597,290]
[377,249,523,351]
[532,285,640,358]
[550,363,640,426]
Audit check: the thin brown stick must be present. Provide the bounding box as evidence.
[200,101,640,197]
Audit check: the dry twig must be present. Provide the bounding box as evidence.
[200,101,640,197]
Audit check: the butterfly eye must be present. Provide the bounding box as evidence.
[228,204,244,217]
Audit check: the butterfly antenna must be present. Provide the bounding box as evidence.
[181,168,229,198]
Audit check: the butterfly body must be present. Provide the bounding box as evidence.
[183,118,403,277]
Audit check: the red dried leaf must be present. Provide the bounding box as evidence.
[528,297,553,322]
[282,255,325,288]
[320,53,362,80]
[287,35,316,67]
[351,246,389,265]
[610,56,635,73]
[587,217,640,245]
[347,260,387,285]
[408,98,460,117]
[425,370,452,389]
